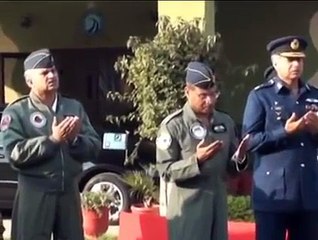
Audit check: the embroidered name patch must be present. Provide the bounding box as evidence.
[212,124,227,133]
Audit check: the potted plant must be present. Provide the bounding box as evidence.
[81,191,114,240]
[123,170,160,215]
[118,171,168,240]
[118,170,167,240]
[227,195,255,240]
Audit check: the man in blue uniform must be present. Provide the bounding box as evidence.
[242,35,318,240]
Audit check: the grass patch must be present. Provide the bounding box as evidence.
[85,235,117,240]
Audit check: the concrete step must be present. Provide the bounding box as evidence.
[2,219,119,239]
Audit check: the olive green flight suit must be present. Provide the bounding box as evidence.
[156,102,247,240]
[1,93,101,240]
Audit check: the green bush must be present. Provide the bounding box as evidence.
[227,195,254,222]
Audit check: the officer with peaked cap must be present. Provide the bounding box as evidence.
[1,48,101,240]
[156,61,250,240]
[242,35,318,240]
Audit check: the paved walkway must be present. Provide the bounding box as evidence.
[2,219,119,239]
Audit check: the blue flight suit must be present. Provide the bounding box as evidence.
[242,77,318,240]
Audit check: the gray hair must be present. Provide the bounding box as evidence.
[24,69,39,83]
[270,54,281,67]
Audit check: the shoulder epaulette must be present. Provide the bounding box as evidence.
[60,93,73,99]
[305,83,315,91]
[254,79,275,91]
[161,109,183,125]
[7,95,29,107]
[214,108,230,116]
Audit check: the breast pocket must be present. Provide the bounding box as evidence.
[253,168,286,200]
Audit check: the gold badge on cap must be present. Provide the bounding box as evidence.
[290,39,299,50]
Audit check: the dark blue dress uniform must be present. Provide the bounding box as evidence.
[242,36,318,240]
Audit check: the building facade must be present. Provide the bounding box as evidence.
[0,1,157,125]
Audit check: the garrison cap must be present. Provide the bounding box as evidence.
[185,61,215,89]
[24,48,55,71]
[266,35,307,58]
[264,66,276,80]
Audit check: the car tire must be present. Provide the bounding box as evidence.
[82,172,131,225]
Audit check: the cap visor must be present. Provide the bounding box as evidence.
[279,52,306,58]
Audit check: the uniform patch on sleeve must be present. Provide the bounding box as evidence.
[156,132,172,150]
[0,114,11,131]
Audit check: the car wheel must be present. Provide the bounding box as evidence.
[82,172,130,225]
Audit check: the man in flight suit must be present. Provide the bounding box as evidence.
[156,61,250,240]
[242,36,318,240]
[0,48,101,240]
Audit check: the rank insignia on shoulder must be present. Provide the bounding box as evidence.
[161,109,183,125]
[212,124,227,133]
[254,79,275,91]
[305,98,318,103]
[156,131,172,150]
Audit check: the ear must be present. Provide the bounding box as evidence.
[25,78,32,88]
[184,85,189,97]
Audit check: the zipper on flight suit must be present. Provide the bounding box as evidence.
[60,148,65,191]
[52,96,65,192]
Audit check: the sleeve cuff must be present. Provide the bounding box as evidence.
[231,152,248,172]
[232,154,246,164]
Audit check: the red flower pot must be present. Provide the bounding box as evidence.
[118,211,168,240]
[130,203,160,215]
[82,207,109,239]
[228,221,255,240]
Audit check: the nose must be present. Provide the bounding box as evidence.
[47,71,55,78]
[291,58,303,67]
[292,60,300,66]
[205,96,213,104]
